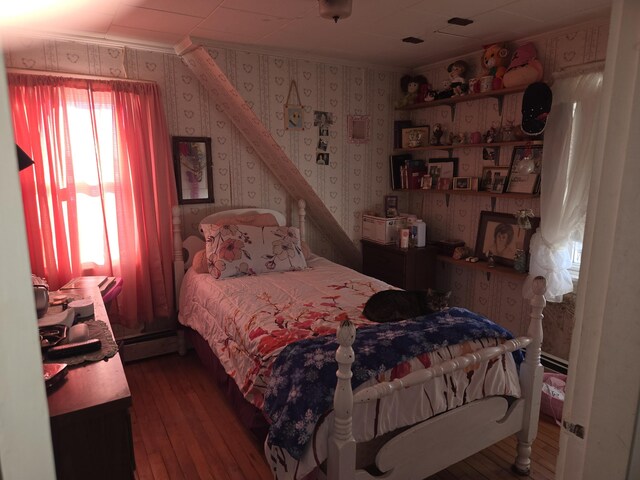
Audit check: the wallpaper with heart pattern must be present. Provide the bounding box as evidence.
[3,16,608,357]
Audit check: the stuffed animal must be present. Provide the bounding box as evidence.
[481,43,509,88]
[447,60,469,96]
[502,43,544,88]
[395,75,428,108]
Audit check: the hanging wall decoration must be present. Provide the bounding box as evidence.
[284,80,304,130]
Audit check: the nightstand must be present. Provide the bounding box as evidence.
[361,240,436,290]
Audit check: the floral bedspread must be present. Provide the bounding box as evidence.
[178,256,522,480]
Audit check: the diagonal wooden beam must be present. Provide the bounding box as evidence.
[174,38,360,269]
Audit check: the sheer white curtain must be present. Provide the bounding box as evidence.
[526,70,603,302]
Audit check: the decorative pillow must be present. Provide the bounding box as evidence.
[191,249,209,274]
[202,224,307,279]
[183,235,205,269]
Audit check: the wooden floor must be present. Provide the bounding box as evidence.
[125,352,560,480]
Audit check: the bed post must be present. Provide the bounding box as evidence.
[297,199,306,241]
[513,275,546,475]
[172,205,187,356]
[327,319,357,480]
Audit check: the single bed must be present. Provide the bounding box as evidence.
[172,200,546,480]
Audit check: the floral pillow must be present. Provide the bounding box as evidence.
[202,224,308,279]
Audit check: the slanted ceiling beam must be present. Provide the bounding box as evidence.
[174,39,360,269]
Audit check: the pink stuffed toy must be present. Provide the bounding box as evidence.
[503,43,544,88]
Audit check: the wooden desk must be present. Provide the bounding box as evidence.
[47,287,134,480]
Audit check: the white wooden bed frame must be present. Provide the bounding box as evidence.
[172,199,546,480]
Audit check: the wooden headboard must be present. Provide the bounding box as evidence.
[171,199,307,299]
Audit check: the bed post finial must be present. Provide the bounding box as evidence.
[327,319,356,479]
[297,199,307,241]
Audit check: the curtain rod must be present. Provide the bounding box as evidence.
[552,60,605,79]
[6,68,156,85]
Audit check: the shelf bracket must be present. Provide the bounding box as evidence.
[485,271,492,281]
[496,96,505,116]
[445,193,451,207]
[490,196,497,212]
[449,104,456,123]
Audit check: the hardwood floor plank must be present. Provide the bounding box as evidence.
[125,353,560,480]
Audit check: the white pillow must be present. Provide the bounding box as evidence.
[198,208,286,234]
[202,224,307,279]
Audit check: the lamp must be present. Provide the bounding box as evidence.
[318,0,352,23]
[16,144,34,171]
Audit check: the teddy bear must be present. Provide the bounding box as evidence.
[502,43,544,88]
[395,74,428,108]
[481,43,510,89]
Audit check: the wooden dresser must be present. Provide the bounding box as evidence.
[361,240,437,290]
[46,286,134,480]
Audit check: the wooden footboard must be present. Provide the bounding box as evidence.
[327,277,547,480]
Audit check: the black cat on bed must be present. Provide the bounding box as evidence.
[362,288,451,323]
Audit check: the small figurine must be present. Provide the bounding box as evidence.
[501,120,515,142]
[485,126,497,143]
[432,123,444,145]
[449,132,464,145]
[448,60,469,96]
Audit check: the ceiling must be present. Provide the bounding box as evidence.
[4,0,612,68]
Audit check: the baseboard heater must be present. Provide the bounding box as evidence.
[534,350,568,374]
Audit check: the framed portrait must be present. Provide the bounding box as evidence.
[480,166,510,193]
[401,126,430,149]
[347,115,370,144]
[474,211,540,267]
[172,136,214,205]
[427,158,458,189]
[384,195,398,217]
[453,176,472,190]
[506,145,543,194]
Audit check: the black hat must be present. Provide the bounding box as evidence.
[521,82,553,136]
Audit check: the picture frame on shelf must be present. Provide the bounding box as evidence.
[401,126,430,149]
[453,176,472,190]
[172,136,214,204]
[428,158,458,189]
[474,211,540,268]
[506,145,543,194]
[480,166,510,193]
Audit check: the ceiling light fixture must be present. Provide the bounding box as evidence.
[402,37,424,44]
[318,0,352,23]
[447,17,473,26]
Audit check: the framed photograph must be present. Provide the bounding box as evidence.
[401,126,430,149]
[172,136,214,204]
[384,195,398,217]
[453,176,472,190]
[506,146,543,194]
[347,115,370,144]
[313,110,334,126]
[427,158,458,189]
[480,166,510,193]
[474,211,540,267]
[316,153,329,165]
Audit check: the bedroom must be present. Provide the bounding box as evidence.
[1,0,639,479]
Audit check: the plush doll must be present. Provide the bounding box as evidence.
[447,60,469,96]
[502,43,544,88]
[481,43,510,88]
[395,75,428,108]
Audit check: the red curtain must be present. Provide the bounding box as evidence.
[8,73,177,327]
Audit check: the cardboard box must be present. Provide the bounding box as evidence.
[362,215,401,244]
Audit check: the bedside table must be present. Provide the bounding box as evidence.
[361,240,436,290]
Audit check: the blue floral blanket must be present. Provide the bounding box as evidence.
[263,307,522,460]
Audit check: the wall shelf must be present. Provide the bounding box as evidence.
[393,140,543,155]
[395,188,539,210]
[396,85,529,120]
[436,254,527,281]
